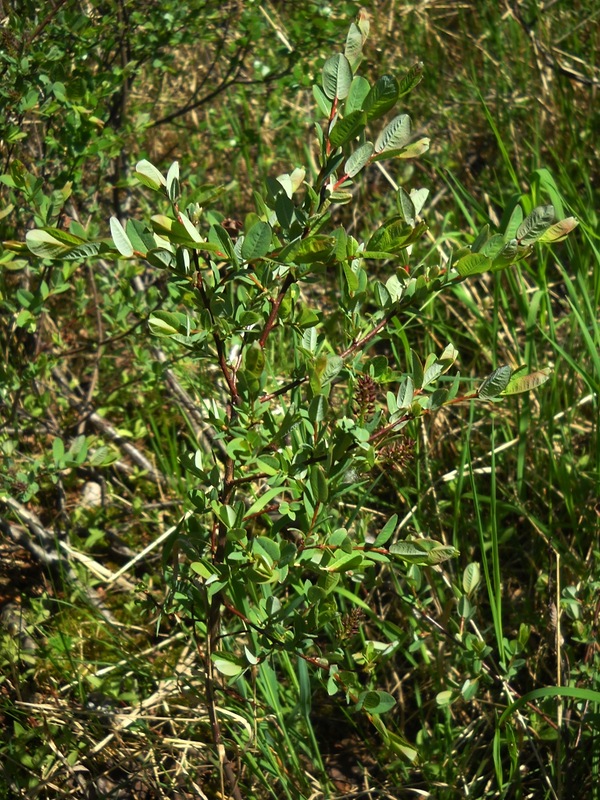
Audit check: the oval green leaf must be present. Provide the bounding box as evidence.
[329,110,367,148]
[322,54,353,100]
[109,217,134,257]
[363,74,400,121]
[516,205,555,245]
[345,75,371,115]
[454,253,492,277]
[359,690,396,714]
[135,159,166,191]
[345,142,374,177]
[241,221,272,260]
[501,367,551,395]
[478,365,512,399]
[375,114,412,153]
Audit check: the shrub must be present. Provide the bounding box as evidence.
[4,9,580,797]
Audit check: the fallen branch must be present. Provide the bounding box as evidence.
[0,496,118,624]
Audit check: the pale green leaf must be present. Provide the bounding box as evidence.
[345,75,371,115]
[135,159,166,191]
[322,54,353,100]
[454,253,492,277]
[501,367,551,395]
[109,217,134,257]
[537,217,579,243]
[463,562,481,595]
[344,142,374,177]
[516,205,555,245]
[211,654,245,677]
[375,114,412,153]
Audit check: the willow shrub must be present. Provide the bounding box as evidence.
[18,10,577,795]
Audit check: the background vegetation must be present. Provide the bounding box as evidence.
[1,1,598,798]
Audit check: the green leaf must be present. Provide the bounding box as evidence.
[308,395,328,423]
[479,234,506,259]
[322,54,353,100]
[471,224,490,253]
[166,161,180,202]
[329,110,367,148]
[436,690,455,707]
[344,22,365,70]
[245,343,265,376]
[89,446,117,467]
[146,248,175,270]
[33,228,82,247]
[345,76,371,115]
[178,212,203,243]
[302,327,318,353]
[490,239,519,271]
[208,224,238,264]
[67,434,87,463]
[212,653,245,677]
[245,486,284,518]
[328,551,363,572]
[537,217,578,243]
[148,310,188,337]
[367,218,426,254]
[274,192,295,229]
[253,536,281,563]
[454,253,492,277]
[501,367,551,395]
[426,544,459,564]
[328,529,351,550]
[52,437,65,464]
[26,229,70,259]
[385,274,405,303]
[310,465,329,503]
[289,236,335,264]
[390,540,457,565]
[312,84,332,117]
[372,137,430,161]
[373,514,398,547]
[422,357,445,388]
[151,215,215,250]
[516,205,555,245]
[383,730,419,763]
[344,142,374,177]
[320,355,343,385]
[478,365,512,399]
[397,187,416,226]
[241,221,272,260]
[126,219,155,255]
[389,541,432,565]
[503,204,523,240]
[375,114,412,153]
[411,350,424,389]
[358,690,396,714]
[109,217,134,257]
[135,159,166,191]
[463,562,481,595]
[396,376,414,408]
[329,189,353,204]
[363,75,400,121]
[397,61,424,97]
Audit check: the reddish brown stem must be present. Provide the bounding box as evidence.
[340,307,400,359]
[258,271,296,348]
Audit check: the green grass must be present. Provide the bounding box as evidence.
[1,1,599,798]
